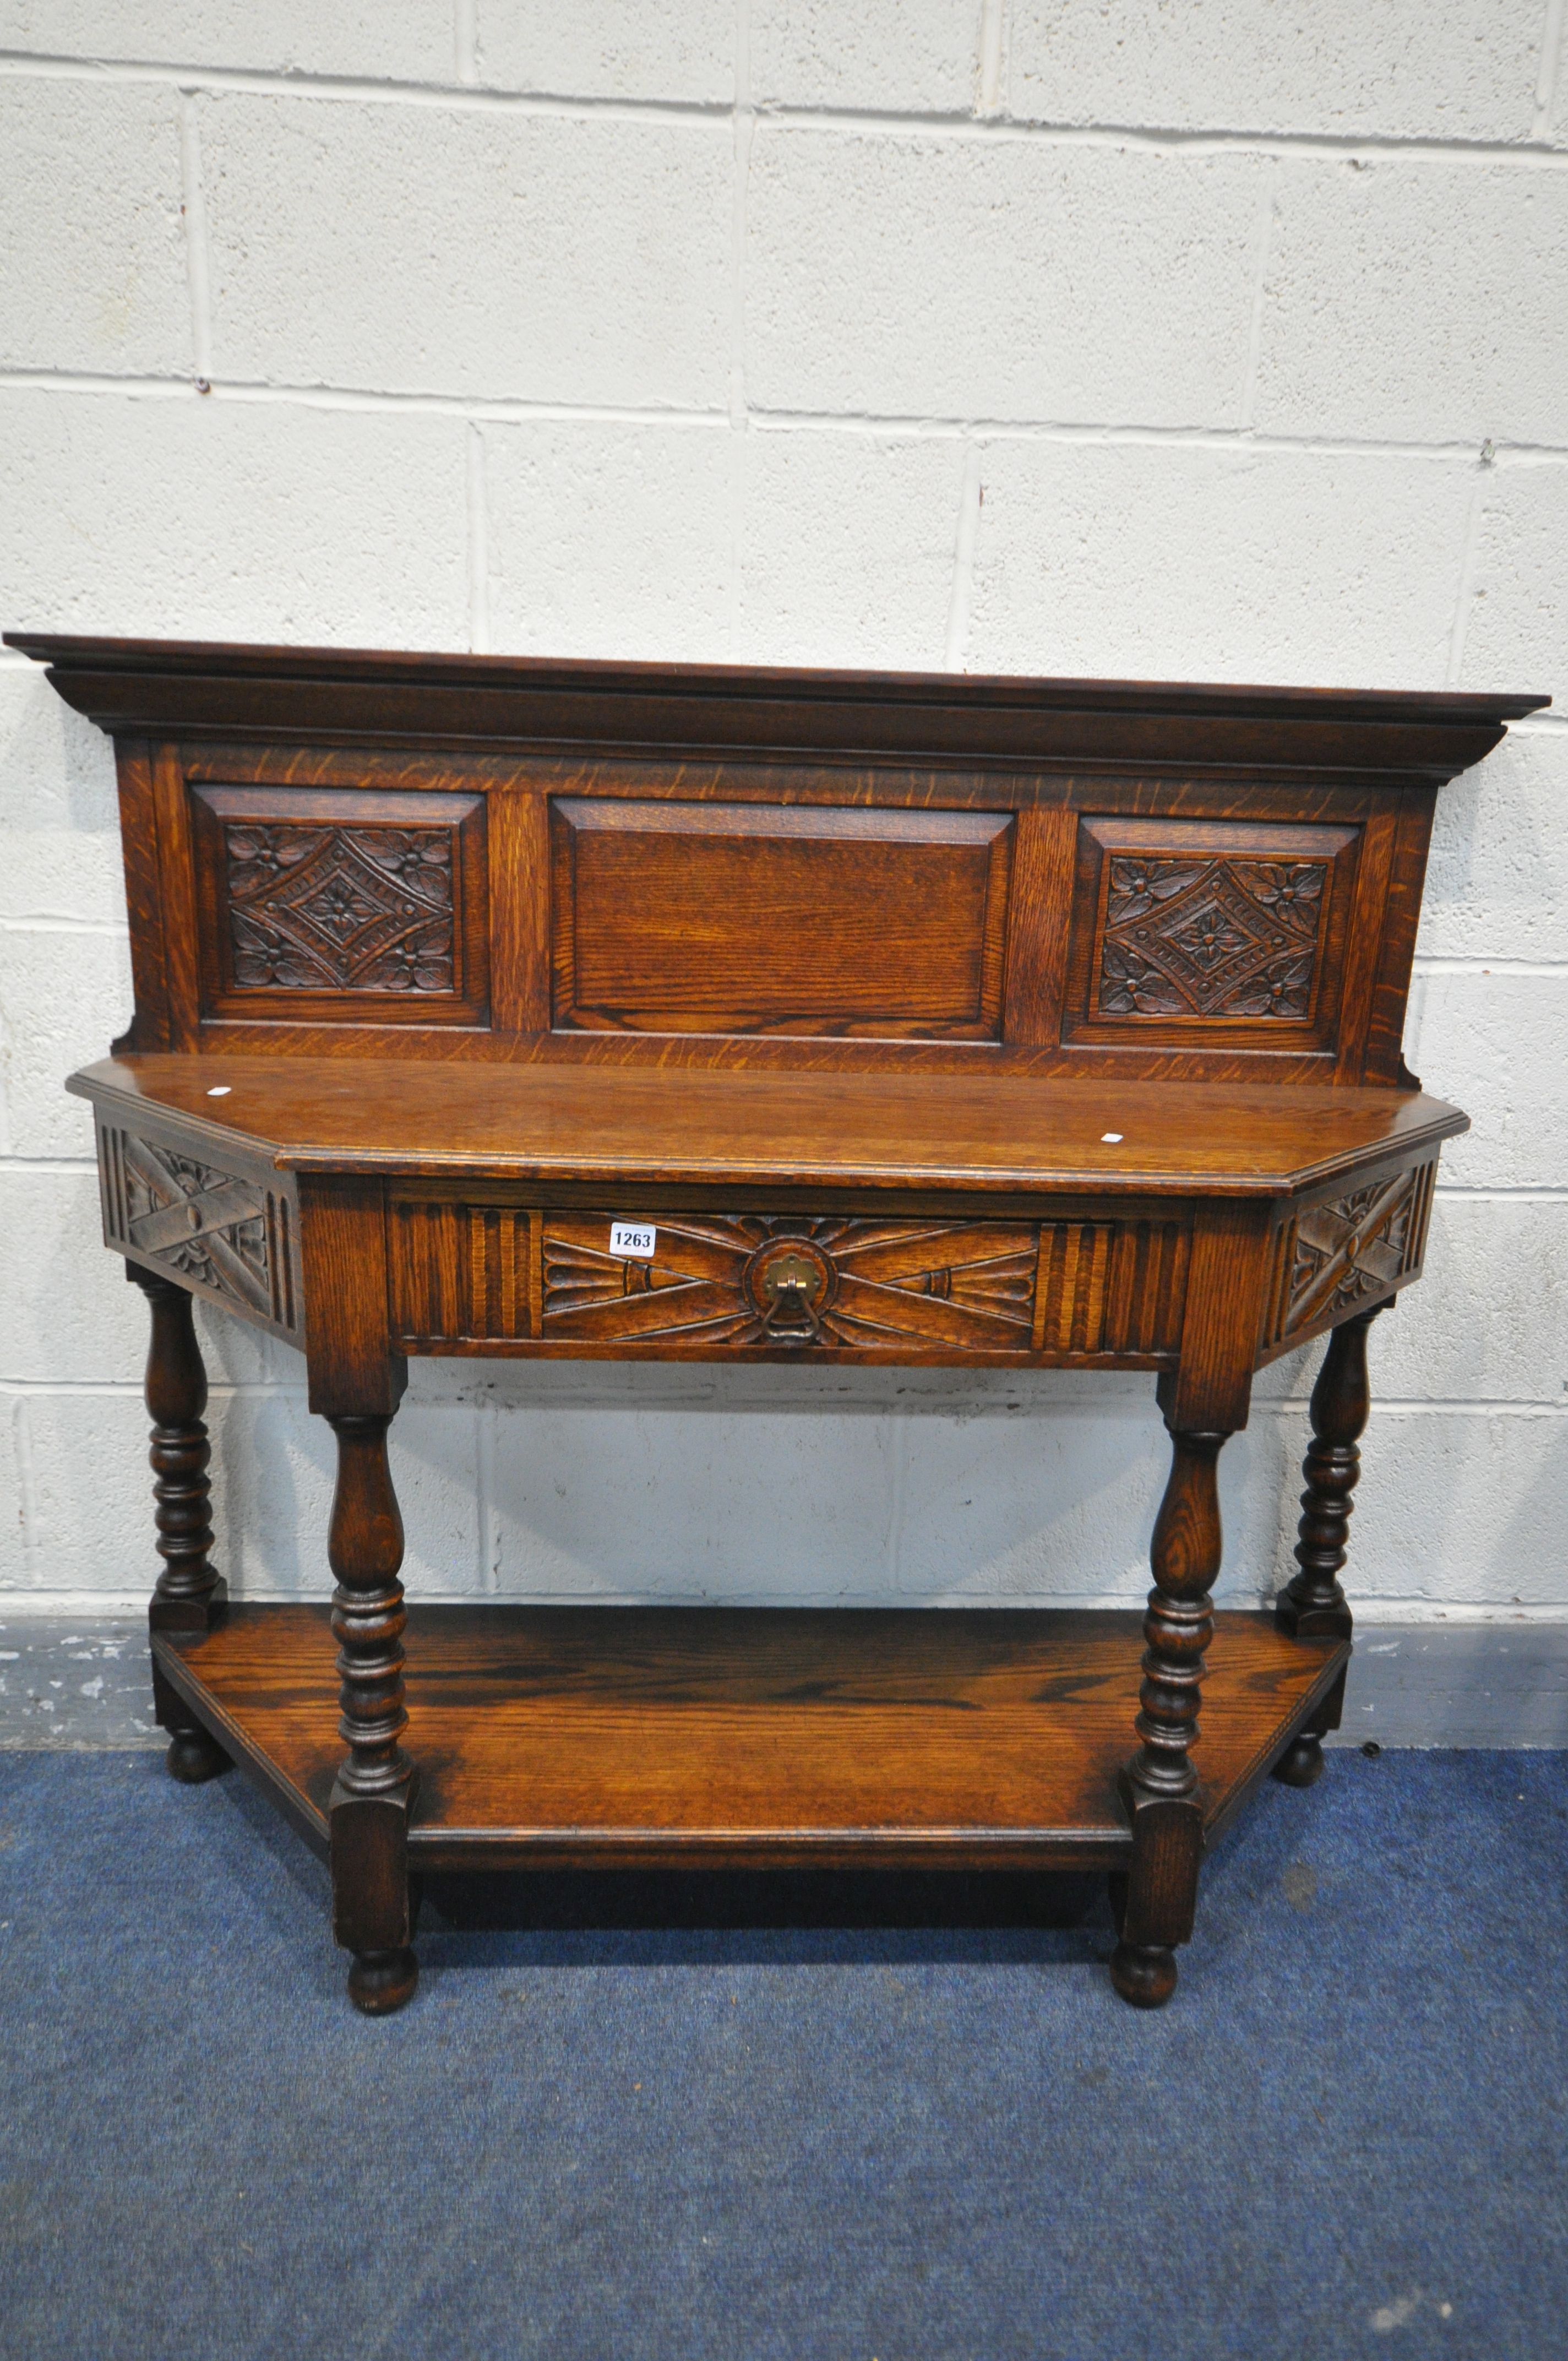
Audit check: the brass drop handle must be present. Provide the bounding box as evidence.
[758,1250,825,1341]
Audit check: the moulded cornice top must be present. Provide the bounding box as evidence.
[3,630,1549,777]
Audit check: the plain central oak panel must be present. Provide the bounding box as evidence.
[550,797,1014,1040]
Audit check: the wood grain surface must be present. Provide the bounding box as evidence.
[157,1603,1347,1872]
[69,1054,1467,1196]
[6,632,1545,776]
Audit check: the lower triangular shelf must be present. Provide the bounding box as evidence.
[156,1604,1347,1875]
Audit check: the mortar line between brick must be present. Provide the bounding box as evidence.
[0,916,125,935]
[0,52,733,119]
[12,1397,39,1582]
[0,1381,286,1398]
[1436,1187,1568,1201]
[177,92,212,383]
[978,0,1006,116]
[10,371,1568,465]
[0,1158,100,1174]
[725,0,754,652]
[1534,0,1567,139]
[753,111,1568,168]
[453,0,478,89]
[6,52,1568,165]
[944,445,982,670]
[1254,1401,1567,1418]
[1411,956,1568,975]
[1237,161,1280,429]
[465,422,490,652]
[1445,466,1488,687]
[477,1396,499,1595]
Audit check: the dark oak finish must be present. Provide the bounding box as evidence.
[154,1603,1348,1868]
[68,1054,1468,1195]
[1112,1424,1227,2007]
[13,633,1539,2014]
[327,1413,418,2015]
[128,1264,231,1784]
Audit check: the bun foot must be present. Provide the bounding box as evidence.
[1110,1940,1178,2008]
[1272,1731,1325,1788]
[165,1726,231,1784]
[348,1947,418,2016]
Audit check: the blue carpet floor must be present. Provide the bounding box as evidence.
[1,1748,1565,2361]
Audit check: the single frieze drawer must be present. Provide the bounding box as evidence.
[388,1201,1191,1359]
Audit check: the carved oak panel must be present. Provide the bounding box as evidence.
[538,1216,1038,1351]
[1098,854,1327,1020]
[189,781,489,1026]
[99,1123,298,1333]
[386,1203,1193,1362]
[1065,813,1362,1054]
[1260,1159,1435,1351]
[226,823,455,993]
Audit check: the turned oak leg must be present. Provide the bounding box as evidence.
[1272,1304,1383,1788]
[1111,1423,1228,2009]
[128,1264,231,1785]
[327,1413,419,2016]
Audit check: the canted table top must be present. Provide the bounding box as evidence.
[70,1053,1466,1198]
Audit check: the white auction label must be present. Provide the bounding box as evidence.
[609,1221,657,1260]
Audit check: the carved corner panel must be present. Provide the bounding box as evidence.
[1259,1159,1436,1353]
[189,781,490,1027]
[1064,814,1362,1054]
[99,1122,299,1335]
[386,1203,1192,1362]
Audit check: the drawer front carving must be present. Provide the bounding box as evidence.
[190,782,489,1026]
[1260,1159,1435,1351]
[389,1201,1191,1360]
[1066,814,1361,1052]
[550,798,1014,1041]
[99,1123,298,1334]
[542,1216,1039,1351]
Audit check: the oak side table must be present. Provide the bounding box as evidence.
[8,631,1544,2013]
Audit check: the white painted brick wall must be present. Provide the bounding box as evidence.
[1008,2,1551,142]
[745,134,1266,425]
[1,5,1562,1625]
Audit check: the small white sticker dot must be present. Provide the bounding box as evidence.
[1101,1131,1123,1143]
[206,1085,231,1097]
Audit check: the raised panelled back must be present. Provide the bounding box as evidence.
[133,742,1432,1082]
[549,798,1013,1040]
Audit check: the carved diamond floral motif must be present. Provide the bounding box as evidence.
[226,824,456,993]
[1099,855,1327,1020]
